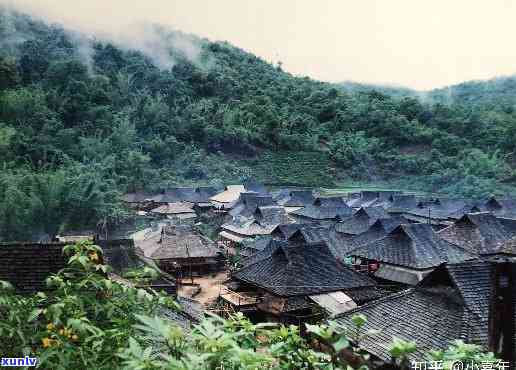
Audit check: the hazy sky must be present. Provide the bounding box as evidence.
[3,0,516,90]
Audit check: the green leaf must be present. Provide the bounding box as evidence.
[333,336,350,352]
[28,308,43,322]
[351,314,367,329]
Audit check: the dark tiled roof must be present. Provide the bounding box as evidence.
[346,191,379,208]
[405,199,473,221]
[351,224,477,269]
[478,198,516,219]
[388,194,418,212]
[343,220,402,254]
[498,237,516,256]
[335,287,481,362]
[438,212,516,255]
[0,242,68,292]
[139,226,220,260]
[313,196,347,207]
[287,226,357,260]
[498,217,516,234]
[270,224,312,239]
[335,260,494,362]
[277,190,315,207]
[335,207,389,235]
[291,205,352,220]
[377,216,409,233]
[241,236,273,253]
[233,242,376,296]
[150,202,195,215]
[229,193,275,218]
[153,186,220,204]
[240,239,285,267]
[221,217,275,237]
[254,206,289,226]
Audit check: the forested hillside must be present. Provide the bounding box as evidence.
[1,9,516,240]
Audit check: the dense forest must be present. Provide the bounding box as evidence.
[1,9,516,240]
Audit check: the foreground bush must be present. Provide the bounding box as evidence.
[0,242,501,369]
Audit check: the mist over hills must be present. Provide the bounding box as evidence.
[1,8,516,240]
[340,75,516,108]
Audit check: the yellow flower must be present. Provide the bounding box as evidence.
[46,323,55,331]
[71,334,79,341]
[42,337,52,348]
[89,252,99,262]
[58,329,64,335]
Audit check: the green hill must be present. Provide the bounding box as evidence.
[1,9,516,239]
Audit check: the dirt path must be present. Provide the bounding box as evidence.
[178,271,229,307]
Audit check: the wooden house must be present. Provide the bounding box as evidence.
[350,223,477,285]
[438,212,516,257]
[210,185,246,211]
[136,225,223,276]
[334,260,516,363]
[149,202,197,221]
[229,193,276,218]
[226,240,384,324]
[219,206,290,246]
[334,206,391,235]
[481,197,516,219]
[275,189,315,213]
[290,204,352,226]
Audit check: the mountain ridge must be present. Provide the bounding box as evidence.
[0,9,516,240]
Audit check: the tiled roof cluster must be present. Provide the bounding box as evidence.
[334,261,495,362]
[439,212,516,255]
[351,223,476,269]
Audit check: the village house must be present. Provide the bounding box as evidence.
[438,212,516,257]
[135,225,223,277]
[334,206,391,236]
[385,194,419,214]
[290,203,353,226]
[0,238,179,295]
[400,198,480,228]
[219,206,291,247]
[238,235,273,258]
[270,223,312,240]
[283,216,407,265]
[210,185,246,211]
[223,239,383,324]
[334,260,516,363]
[275,189,316,212]
[122,191,160,211]
[149,202,197,221]
[346,190,401,209]
[480,197,516,219]
[229,192,276,218]
[312,196,347,207]
[349,223,477,285]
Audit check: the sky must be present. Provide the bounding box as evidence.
[2,0,516,90]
